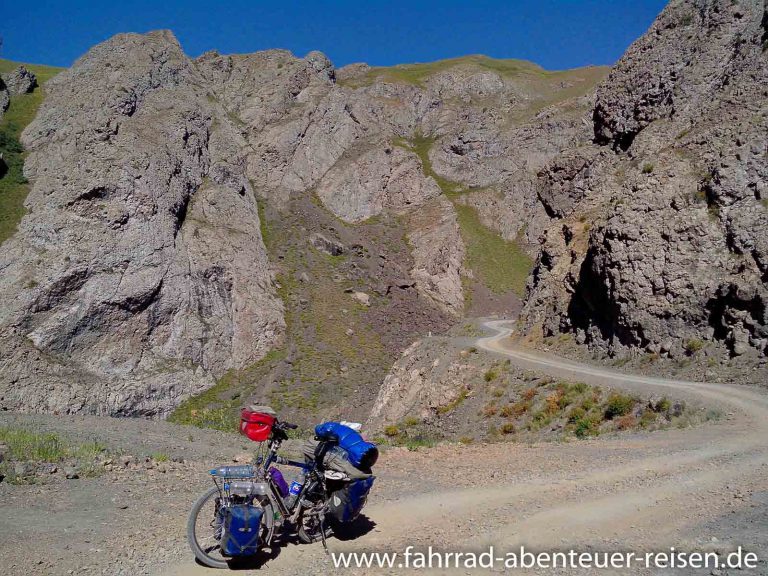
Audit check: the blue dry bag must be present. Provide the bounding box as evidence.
[314,422,379,470]
[219,504,263,556]
[328,477,375,523]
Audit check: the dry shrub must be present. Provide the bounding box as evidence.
[481,404,497,418]
[545,391,563,415]
[511,399,531,416]
[615,414,637,430]
[500,422,516,435]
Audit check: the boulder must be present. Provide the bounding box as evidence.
[1,65,37,95]
[350,291,371,307]
[309,232,345,256]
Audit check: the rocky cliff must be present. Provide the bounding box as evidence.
[522,0,767,362]
[0,32,284,416]
[0,30,604,418]
[4,0,762,422]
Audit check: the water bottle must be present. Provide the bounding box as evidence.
[209,465,254,478]
[284,469,307,509]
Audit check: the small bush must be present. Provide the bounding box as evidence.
[499,404,514,418]
[511,399,532,416]
[573,414,601,438]
[403,416,420,428]
[568,406,586,424]
[522,388,537,401]
[491,387,504,398]
[383,424,400,437]
[545,392,563,415]
[572,382,588,394]
[500,422,516,435]
[684,338,704,355]
[458,436,474,445]
[639,409,657,428]
[615,414,637,430]
[604,393,637,420]
[653,397,671,413]
[484,368,499,382]
[641,163,654,174]
[152,452,169,463]
[436,388,469,415]
[481,403,498,418]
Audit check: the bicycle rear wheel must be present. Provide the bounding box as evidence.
[186,486,274,568]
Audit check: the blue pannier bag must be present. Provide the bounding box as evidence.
[328,477,375,523]
[219,504,263,556]
[314,422,379,470]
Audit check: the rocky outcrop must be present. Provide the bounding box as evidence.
[1,66,37,95]
[405,198,466,314]
[0,20,651,417]
[0,31,284,416]
[0,78,8,123]
[523,0,768,360]
[367,338,476,430]
[315,143,441,222]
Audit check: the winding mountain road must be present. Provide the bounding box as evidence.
[162,321,768,575]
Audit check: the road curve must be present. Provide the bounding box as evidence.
[162,321,768,575]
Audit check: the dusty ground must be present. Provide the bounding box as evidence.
[1,322,766,575]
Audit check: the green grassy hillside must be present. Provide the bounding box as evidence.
[0,59,65,243]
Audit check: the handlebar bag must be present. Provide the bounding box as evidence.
[314,422,379,470]
[219,504,263,556]
[327,477,375,523]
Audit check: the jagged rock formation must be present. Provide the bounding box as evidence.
[0,32,283,416]
[10,0,761,418]
[0,29,607,417]
[523,0,768,360]
[1,65,37,95]
[0,79,8,123]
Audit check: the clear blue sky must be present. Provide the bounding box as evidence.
[2,1,667,70]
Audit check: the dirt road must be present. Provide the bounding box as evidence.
[160,320,768,575]
[1,321,765,575]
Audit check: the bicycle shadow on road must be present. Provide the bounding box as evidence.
[330,514,377,541]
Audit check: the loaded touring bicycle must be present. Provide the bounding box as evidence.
[187,405,377,568]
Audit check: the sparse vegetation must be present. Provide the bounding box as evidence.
[403,416,421,428]
[481,403,498,417]
[168,349,285,431]
[454,203,534,296]
[0,59,64,243]
[604,392,637,420]
[684,338,705,355]
[500,422,516,435]
[0,426,108,483]
[397,133,534,297]
[340,55,547,89]
[484,367,499,382]
[436,387,469,414]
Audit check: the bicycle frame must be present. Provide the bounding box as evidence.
[258,435,332,523]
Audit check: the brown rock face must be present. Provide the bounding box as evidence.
[523,0,768,360]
